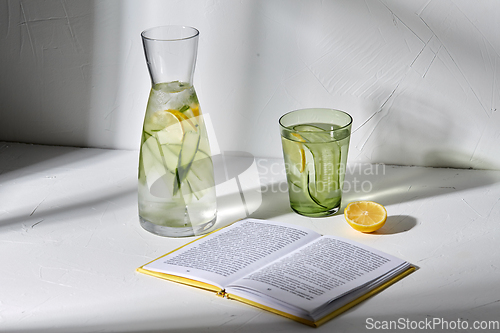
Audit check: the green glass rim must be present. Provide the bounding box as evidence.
[278,108,353,133]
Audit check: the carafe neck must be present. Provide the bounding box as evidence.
[141,26,199,86]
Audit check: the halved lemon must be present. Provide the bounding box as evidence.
[344,201,387,233]
[282,133,306,173]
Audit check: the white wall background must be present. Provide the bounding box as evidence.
[1,0,499,170]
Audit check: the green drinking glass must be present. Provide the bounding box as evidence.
[279,108,352,217]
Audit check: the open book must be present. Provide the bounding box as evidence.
[137,218,415,327]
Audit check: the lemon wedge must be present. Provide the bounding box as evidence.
[149,110,183,145]
[152,109,199,146]
[190,104,200,117]
[344,201,387,233]
[168,109,197,131]
[282,133,306,173]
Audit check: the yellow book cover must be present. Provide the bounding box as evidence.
[137,218,416,327]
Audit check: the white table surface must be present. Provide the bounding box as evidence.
[1,142,499,333]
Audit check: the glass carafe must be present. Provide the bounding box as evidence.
[138,26,216,237]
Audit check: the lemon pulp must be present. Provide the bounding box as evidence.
[344,201,387,233]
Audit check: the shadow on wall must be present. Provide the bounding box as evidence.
[358,87,500,170]
[0,1,136,149]
[0,0,97,147]
[327,0,500,171]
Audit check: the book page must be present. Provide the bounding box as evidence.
[142,219,321,288]
[226,235,409,313]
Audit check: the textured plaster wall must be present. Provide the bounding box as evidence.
[0,0,499,170]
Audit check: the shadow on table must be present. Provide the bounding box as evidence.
[0,187,136,229]
[250,182,294,218]
[0,142,111,177]
[243,162,500,225]
[0,142,136,229]
[3,302,499,333]
[375,215,417,235]
[340,163,500,211]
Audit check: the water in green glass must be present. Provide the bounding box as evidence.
[281,122,350,217]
